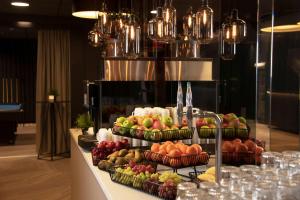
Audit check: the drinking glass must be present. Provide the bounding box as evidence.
[261,152,282,169]
[220,166,240,188]
[240,165,260,175]
[176,182,197,200]
[282,151,300,159]
[253,181,277,200]
[288,159,300,176]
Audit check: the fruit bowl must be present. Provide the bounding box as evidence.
[112,125,194,142]
[144,151,210,169]
[91,140,130,166]
[196,127,250,139]
[222,139,265,166]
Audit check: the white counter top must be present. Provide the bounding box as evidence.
[70,129,160,200]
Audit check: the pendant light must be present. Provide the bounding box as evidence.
[183,7,195,41]
[152,7,165,42]
[88,21,104,47]
[125,15,140,58]
[229,9,246,44]
[195,0,214,44]
[162,0,176,43]
[221,17,236,60]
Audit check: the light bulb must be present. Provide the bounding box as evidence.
[165,9,170,22]
[232,24,237,37]
[157,21,163,37]
[188,16,192,28]
[130,25,135,40]
[203,10,207,25]
[226,29,230,39]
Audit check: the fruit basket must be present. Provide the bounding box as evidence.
[91,140,130,166]
[196,113,250,140]
[196,127,250,139]
[222,139,264,166]
[109,167,183,200]
[144,151,210,169]
[112,125,194,142]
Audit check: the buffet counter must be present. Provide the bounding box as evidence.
[70,129,160,200]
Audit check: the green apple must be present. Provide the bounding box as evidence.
[142,117,153,128]
[206,118,215,125]
[130,125,138,137]
[162,116,173,127]
[122,120,134,128]
[239,117,247,124]
[116,116,126,124]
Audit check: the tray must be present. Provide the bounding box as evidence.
[113,125,194,142]
[109,169,179,200]
[144,151,210,169]
[196,127,250,139]
[222,151,261,166]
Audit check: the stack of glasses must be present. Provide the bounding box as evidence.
[176,151,300,200]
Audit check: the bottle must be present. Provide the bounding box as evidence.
[176,82,183,127]
[186,82,193,129]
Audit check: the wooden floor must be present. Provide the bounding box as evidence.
[0,145,71,200]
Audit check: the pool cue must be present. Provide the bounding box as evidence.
[16,79,19,103]
[2,78,4,103]
[10,79,13,103]
[6,78,8,103]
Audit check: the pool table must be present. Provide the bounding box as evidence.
[0,104,23,144]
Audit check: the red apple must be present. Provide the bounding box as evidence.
[152,120,162,130]
[244,140,257,152]
[255,146,264,155]
[234,143,248,153]
[222,141,234,152]
[196,118,208,127]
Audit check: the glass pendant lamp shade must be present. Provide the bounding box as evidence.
[183,7,195,40]
[125,15,140,58]
[98,2,110,36]
[147,17,156,40]
[195,0,214,44]
[230,9,247,44]
[221,16,233,43]
[88,22,104,47]
[221,17,236,60]
[162,0,176,42]
[152,7,165,42]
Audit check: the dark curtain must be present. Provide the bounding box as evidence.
[0,39,37,122]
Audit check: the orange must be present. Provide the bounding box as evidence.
[186,146,198,155]
[158,149,167,156]
[179,145,188,154]
[164,141,173,146]
[168,149,181,157]
[159,145,167,151]
[191,144,202,154]
[166,144,176,153]
[151,143,160,152]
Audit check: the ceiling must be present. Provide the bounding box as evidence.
[0,0,72,17]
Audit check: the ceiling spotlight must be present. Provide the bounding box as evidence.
[150,10,157,14]
[72,11,99,19]
[16,21,33,28]
[261,24,300,33]
[11,1,29,7]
